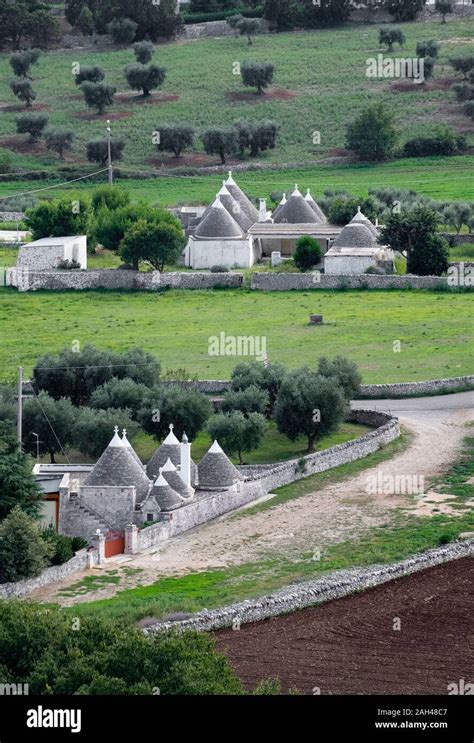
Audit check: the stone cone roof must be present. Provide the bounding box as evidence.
[271,193,286,221]
[198,440,243,490]
[225,172,259,224]
[332,222,377,249]
[273,186,320,224]
[84,427,151,502]
[194,197,242,239]
[151,471,184,511]
[161,458,194,498]
[121,429,144,468]
[146,425,181,480]
[304,189,327,223]
[349,206,379,237]
[217,183,252,232]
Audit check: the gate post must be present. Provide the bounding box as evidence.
[125,523,139,555]
[92,531,106,564]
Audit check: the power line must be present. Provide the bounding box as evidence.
[0,169,109,201]
[26,382,71,464]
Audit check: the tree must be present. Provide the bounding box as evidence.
[449,55,474,81]
[15,113,48,141]
[230,361,286,417]
[317,356,362,401]
[45,129,75,159]
[263,0,295,31]
[408,233,449,276]
[119,218,185,271]
[301,0,352,27]
[92,202,160,250]
[124,63,166,97]
[107,16,138,44]
[327,194,379,225]
[421,56,436,82]
[133,40,155,64]
[155,125,195,158]
[227,13,244,32]
[25,195,91,241]
[139,385,212,442]
[241,61,274,94]
[32,345,160,406]
[442,202,472,234]
[73,407,139,458]
[81,81,116,115]
[378,206,441,274]
[233,119,278,157]
[435,0,452,22]
[74,65,105,86]
[379,28,405,53]
[86,137,125,165]
[0,507,52,584]
[0,0,59,50]
[236,18,261,45]
[293,235,322,271]
[90,377,149,418]
[346,102,397,161]
[416,39,439,59]
[76,5,95,34]
[202,128,237,164]
[452,82,474,104]
[91,185,130,212]
[23,392,76,463]
[464,101,474,120]
[9,48,41,78]
[207,411,267,465]
[10,79,36,108]
[0,432,43,521]
[221,385,269,417]
[384,0,425,22]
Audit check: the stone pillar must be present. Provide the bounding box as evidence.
[124,523,139,555]
[179,433,191,489]
[91,532,106,564]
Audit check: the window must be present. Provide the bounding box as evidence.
[147,513,154,522]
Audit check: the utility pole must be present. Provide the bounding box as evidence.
[17,366,23,449]
[31,432,40,460]
[106,119,113,186]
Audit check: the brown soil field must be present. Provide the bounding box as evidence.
[215,557,474,695]
[226,87,298,102]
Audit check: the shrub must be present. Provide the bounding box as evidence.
[107,16,138,44]
[76,5,95,35]
[124,63,166,96]
[435,0,452,22]
[25,195,91,241]
[133,40,155,64]
[15,113,48,141]
[86,138,125,166]
[91,185,130,212]
[379,28,405,52]
[416,39,439,59]
[210,264,230,272]
[449,55,474,80]
[385,0,425,22]
[9,79,36,107]
[40,527,74,566]
[403,127,465,157]
[241,61,274,93]
[45,129,75,159]
[0,507,53,584]
[346,102,397,161]
[236,18,261,44]
[452,82,474,103]
[408,233,449,276]
[74,407,139,459]
[81,81,116,115]
[74,65,105,86]
[293,235,322,271]
[9,48,41,78]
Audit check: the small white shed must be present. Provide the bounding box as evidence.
[16,235,87,270]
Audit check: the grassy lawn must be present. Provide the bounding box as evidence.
[62,430,473,624]
[450,243,474,262]
[0,21,472,173]
[0,287,472,384]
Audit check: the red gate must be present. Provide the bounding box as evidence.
[104,530,125,558]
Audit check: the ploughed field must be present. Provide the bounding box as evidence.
[215,557,474,695]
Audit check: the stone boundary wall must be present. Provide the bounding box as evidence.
[355,375,474,399]
[0,549,98,599]
[0,212,24,222]
[7,268,243,292]
[250,273,450,291]
[183,19,270,40]
[134,410,399,552]
[144,539,473,634]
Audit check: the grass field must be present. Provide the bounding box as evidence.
[0,20,473,176]
[0,287,472,383]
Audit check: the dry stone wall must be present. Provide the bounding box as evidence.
[251,273,449,291]
[0,549,98,599]
[356,375,474,399]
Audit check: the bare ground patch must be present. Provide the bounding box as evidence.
[226,87,298,103]
[147,152,241,169]
[115,92,180,105]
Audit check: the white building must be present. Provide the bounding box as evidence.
[16,235,87,271]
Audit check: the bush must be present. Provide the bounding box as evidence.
[107,16,138,44]
[76,5,95,35]
[403,127,465,157]
[57,259,81,270]
[449,55,474,80]
[0,507,52,584]
[41,527,74,566]
[409,233,449,276]
[74,407,139,459]
[416,39,439,59]
[346,102,397,161]
[81,81,116,115]
[124,63,166,97]
[241,61,274,93]
[452,82,474,103]
[91,185,130,212]
[74,65,105,86]
[25,195,91,241]
[10,79,36,107]
[435,0,452,22]
[379,28,405,52]
[86,138,125,166]
[133,40,155,64]
[15,113,48,141]
[9,48,41,77]
[293,235,322,271]
[210,264,230,272]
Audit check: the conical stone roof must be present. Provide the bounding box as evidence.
[273,186,320,224]
[304,188,327,223]
[85,427,151,501]
[349,206,379,237]
[161,458,194,498]
[151,471,184,511]
[332,222,377,249]
[224,172,259,224]
[271,193,287,221]
[194,197,243,239]
[146,424,181,480]
[217,183,252,232]
[121,429,144,468]
[198,440,243,491]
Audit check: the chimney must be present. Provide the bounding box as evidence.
[259,199,267,222]
[179,432,191,488]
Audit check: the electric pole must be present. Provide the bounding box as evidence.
[17,366,23,449]
[106,119,113,186]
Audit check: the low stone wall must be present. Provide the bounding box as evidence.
[250,273,450,291]
[182,19,269,40]
[7,268,243,292]
[144,539,473,634]
[0,211,24,222]
[356,375,474,399]
[0,549,97,599]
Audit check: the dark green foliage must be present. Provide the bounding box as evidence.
[234,119,278,157]
[435,0,452,22]
[442,202,472,234]
[91,185,130,212]
[15,113,48,140]
[73,407,139,458]
[346,102,397,161]
[207,411,267,464]
[236,18,261,44]
[464,100,474,120]
[0,508,52,584]
[449,55,474,80]
[275,369,347,452]
[403,127,465,157]
[379,27,405,52]
[231,361,286,416]
[119,218,185,271]
[317,356,362,401]
[202,128,237,164]
[378,205,446,275]
[32,345,160,406]
[25,195,91,240]
[92,202,172,250]
[452,83,474,103]
[45,129,75,159]
[139,386,212,441]
[41,526,74,566]
[107,16,138,43]
[0,0,59,50]
[155,125,195,158]
[385,0,425,22]
[9,79,36,107]
[90,377,149,419]
[124,63,166,96]
[263,0,295,30]
[133,40,155,64]
[421,56,436,82]
[299,0,351,28]
[0,386,16,431]
[0,432,43,521]
[9,48,41,77]
[0,601,243,694]
[416,39,439,59]
[221,385,269,416]
[408,233,449,276]
[86,138,125,166]
[110,0,182,42]
[241,61,274,93]
[23,392,77,463]
[293,235,322,271]
[76,5,95,34]
[327,194,379,225]
[81,81,116,114]
[74,65,105,85]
